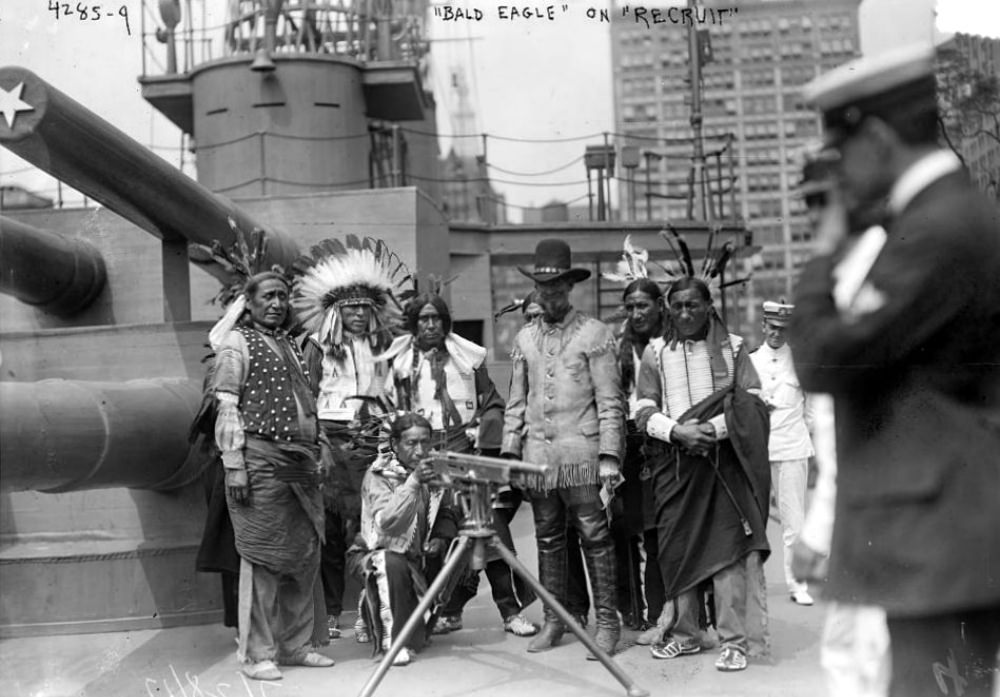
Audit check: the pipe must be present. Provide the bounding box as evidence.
[0,378,208,493]
[0,66,299,273]
[0,216,107,316]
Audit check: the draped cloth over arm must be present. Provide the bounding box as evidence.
[649,385,771,598]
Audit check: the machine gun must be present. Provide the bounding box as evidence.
[426,450,548,573]
[429,449,548,487]
[359,450,649,697]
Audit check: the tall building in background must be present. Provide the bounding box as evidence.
[610,0,861,316]
[936,33,1000,198]
[440,147,508,223]
[439,67,506,223]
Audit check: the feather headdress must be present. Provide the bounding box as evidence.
[602,226,751,294]
[189,217,287,308]
[601,235,650,284]
[655,224,751,293]
[292,235,415,351]
[190,217,292,350]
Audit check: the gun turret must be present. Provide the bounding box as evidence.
[0,66,299,279]
[0,216,106,316]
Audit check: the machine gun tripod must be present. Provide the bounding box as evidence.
[358,451,649,697]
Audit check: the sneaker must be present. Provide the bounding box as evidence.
[791,590,814,606]
[715,647,748,672]
[432,614,463,635]
[503,614,539,637]
[650,639,701,660]
[327,614,341,639]
[391,647,412,666]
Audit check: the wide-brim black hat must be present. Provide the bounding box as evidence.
[517,238,591,284]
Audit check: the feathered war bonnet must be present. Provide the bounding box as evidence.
[614,225,751,382]
[189,217,292,351]
[292,235,415,354]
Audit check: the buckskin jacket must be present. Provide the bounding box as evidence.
[502,308,625,499]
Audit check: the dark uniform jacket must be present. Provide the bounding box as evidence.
[790,166,1000,617]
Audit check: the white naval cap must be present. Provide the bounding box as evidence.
[803,44,937,135]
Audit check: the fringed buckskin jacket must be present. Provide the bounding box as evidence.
[502,308,625,500]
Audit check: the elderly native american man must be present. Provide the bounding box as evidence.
[347,412,460,667]
[634,276,771,673]
[207,270,335,681]
[381,293,538,637]
[793,46,1000,697]
[502,238,625,659]
[293,237,410,641]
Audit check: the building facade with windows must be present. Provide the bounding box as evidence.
[937,33,1000,199]
[610,0,862,329]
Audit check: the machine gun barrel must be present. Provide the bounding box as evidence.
[428,450,549,487]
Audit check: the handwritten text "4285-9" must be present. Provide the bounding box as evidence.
[47,1,132,35]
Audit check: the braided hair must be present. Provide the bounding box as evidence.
[619,278,665,395]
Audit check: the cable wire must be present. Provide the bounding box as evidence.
[486,154,585,177]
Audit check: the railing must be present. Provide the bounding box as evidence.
[140,0,430,77]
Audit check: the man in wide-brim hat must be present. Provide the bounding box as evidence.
[502,238,626,658]
[516,238,593,285]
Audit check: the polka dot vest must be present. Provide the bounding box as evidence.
[238,326,309,442]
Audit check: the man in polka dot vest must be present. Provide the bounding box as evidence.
[210,271,334,681]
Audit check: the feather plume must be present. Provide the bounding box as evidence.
[602,235,651,284]
[493,297,526,321]
[663,224,695,277]
[191,216,286,307]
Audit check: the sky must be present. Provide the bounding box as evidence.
[1,0,998,218]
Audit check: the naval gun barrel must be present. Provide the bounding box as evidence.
[0,378,206,493]
[0,66,299,273]
[0,216,107,316]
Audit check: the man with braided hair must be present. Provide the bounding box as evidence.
[294,237,409,641]
[382,292,538,637]
[209,270,335,680]
[348,412,460,667]
[633,276,770,672]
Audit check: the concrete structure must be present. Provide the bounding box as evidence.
[139,0,442,201]
[609,0,862,324]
